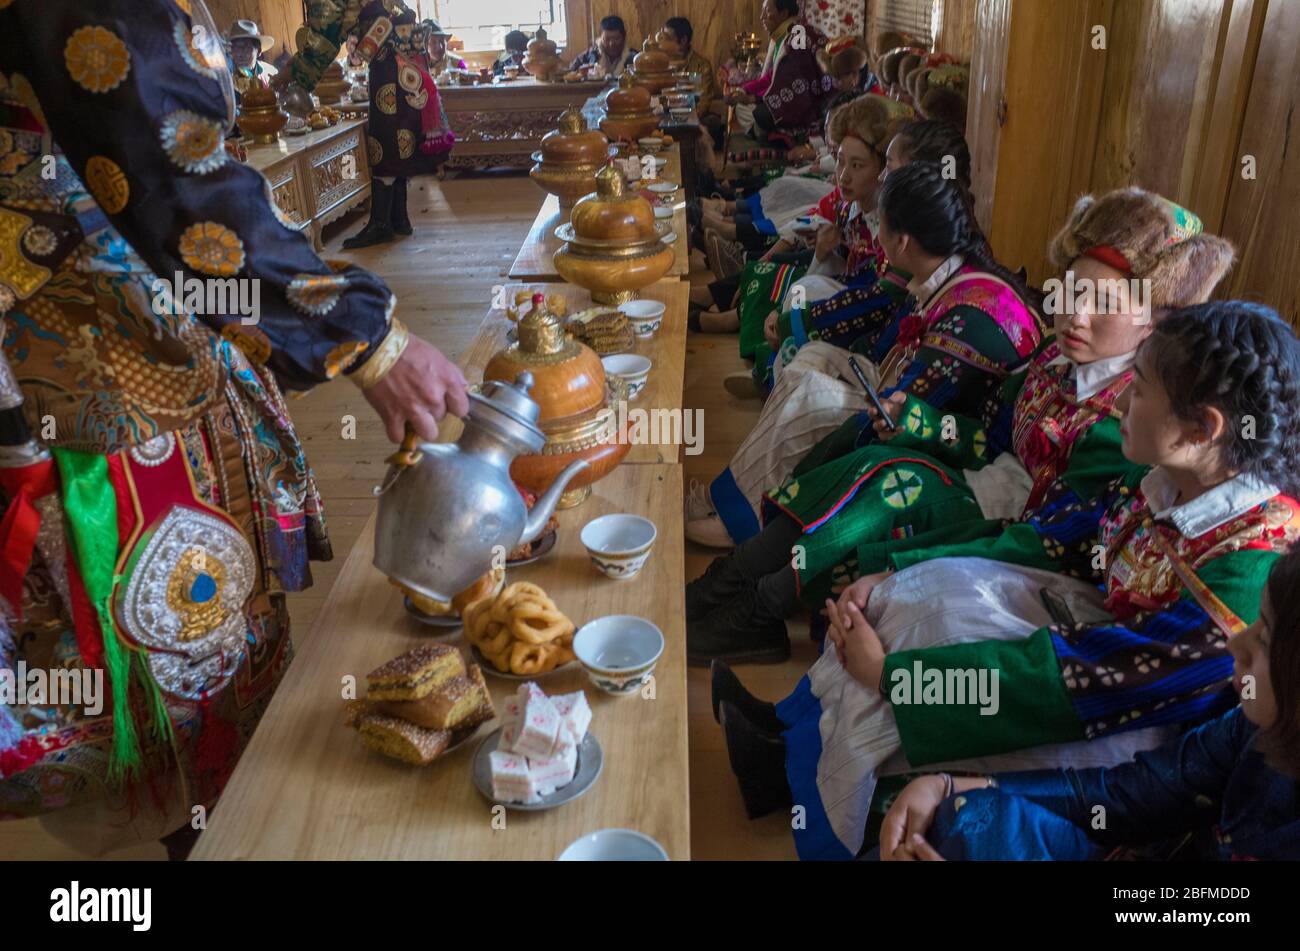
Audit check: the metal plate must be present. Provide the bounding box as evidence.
[404,597,463,631]
[506,528,558,567]
[472,728,603,811]
[470,645,578,680]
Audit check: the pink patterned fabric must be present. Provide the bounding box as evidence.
[804,0,865,44]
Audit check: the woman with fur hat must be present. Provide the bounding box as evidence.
[689,189,1235,664]
[698,94,913,338]
[716,299,1300,860]
[905,62,968,131]
[689,161,1047,663]
[688,121,975,551]
[816,36,873,93]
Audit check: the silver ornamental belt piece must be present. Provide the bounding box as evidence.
[119,505,255,700]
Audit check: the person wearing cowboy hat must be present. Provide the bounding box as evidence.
[423,20,466,75]
[227,18,278,95]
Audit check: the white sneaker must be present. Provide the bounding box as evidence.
[686,514,735,549]
[684,478,715,521]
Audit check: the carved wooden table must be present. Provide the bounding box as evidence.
[243,117,372,250]
[440,77,611,170]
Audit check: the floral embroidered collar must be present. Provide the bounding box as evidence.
[1142,467,1281,539]
[1047,349,1136,400]
[906,253,963,307]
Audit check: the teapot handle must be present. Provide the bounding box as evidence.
[384,423,424,470]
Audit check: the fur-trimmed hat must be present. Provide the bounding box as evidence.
[828,93,916,154]
[896,51,926,89]
[1048,189,1236,308]
[872,30,916,60]
[908,63,969,130]
[817,36,869,78]
[878,46,924,86]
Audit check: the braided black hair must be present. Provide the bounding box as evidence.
[1145,300,1300,496]
[878,161,1042,312]
[891,119,971,191]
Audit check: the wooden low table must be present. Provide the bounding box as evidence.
[660,118,701,198]
[441,77,610,170]
[509,143,690,282]
[192,265,692,860]
[189,463,688,861]
[243,118,371,251]
[460,280,688,465]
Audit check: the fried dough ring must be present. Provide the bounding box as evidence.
[480,619,513,656]
[510,640,559,675]
[498,581,550,609]
[482,643,514,673]
[509,602,569,644]
[461,597,494,641]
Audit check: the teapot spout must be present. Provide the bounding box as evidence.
[522,460,589,542]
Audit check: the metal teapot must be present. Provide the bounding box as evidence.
[372,372,588,603]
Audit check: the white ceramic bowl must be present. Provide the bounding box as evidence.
[618,299,666,339]
[580,513,657,580]
[637,136,664,152]
[602,353,652,400]
[558,829,669,861]
[653,204,673,219]
[573,615,664,695]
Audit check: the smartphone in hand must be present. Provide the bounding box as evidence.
[848,357,897,431]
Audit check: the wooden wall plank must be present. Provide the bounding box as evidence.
[966,0,1013,238]
[1219,0,1300,321]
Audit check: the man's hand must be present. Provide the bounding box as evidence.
[361,336,469,443]
[814,223,841,262]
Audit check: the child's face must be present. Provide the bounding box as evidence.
[1055,257,1154,363]
[836,135,882,205]
[1120,344,1224,470]
[1229,594,1278,728]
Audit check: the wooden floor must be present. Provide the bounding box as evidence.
[3,172,810,860]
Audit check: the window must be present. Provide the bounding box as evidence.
[873,0,939,49]
[418,0,568,53]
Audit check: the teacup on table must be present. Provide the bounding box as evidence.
[580,513,656,578]
[617,299,665,339]
[558,829,669,860]
[573,615,664,695]
[602,353,652,400]
[647,181,679,210]
[637,136,664,153]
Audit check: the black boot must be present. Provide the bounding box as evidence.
[720,701,792,820]
[688,593,789,667]
[686,554,757,620]
[343,179,396,249]
[711,660,783,731]
[390,177,412,235]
